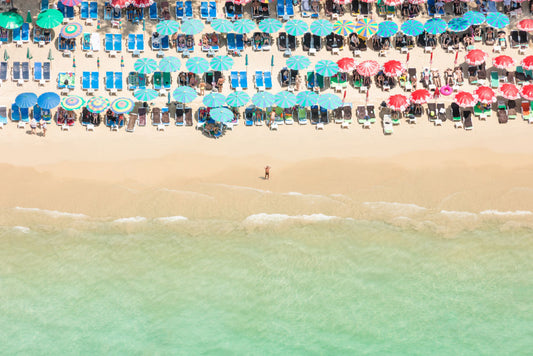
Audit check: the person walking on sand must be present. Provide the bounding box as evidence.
[264,165,271,180]
[41,121,47,137]
[30,118,37,134]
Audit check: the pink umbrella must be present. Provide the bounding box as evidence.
[233,0,252,4]
[454,91,477,107]
[337,57,357,72]
[334,0,352,4]
[132,0,154,7]
[408,0,425,3]
[61,0,82,6]
[474,86,496,104]
[465,49,488,66]
[384,0,403,5]
[492,55,515,69]
[356,60,380,77]
[520,84,533,101]
[499,83,520,100]
[517,19,533,32]
[410,89,431,104]
[111,0,131,8]
[383,60,405,77]
[360,0,378,3]
[521,55,533,71]
[387,94,409,111]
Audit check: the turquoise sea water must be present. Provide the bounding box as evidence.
[1,219,532,354]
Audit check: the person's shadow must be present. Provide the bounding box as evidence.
[258,176,266,180]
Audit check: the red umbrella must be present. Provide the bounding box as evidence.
[337,57,356,72]
[521,55,533,71]
[492,55,515,69]
[474,86,496,104]
[408,0,425,3]
[387,94,409,112]
[464,49,488,66]
[520,84,533,101]
[111,0,131,8]
[499,83,520,100]
[383,60,405,77]
[234,0,252,4]
[356,60,380,77]
[517,19,533,32]
[360,0,378,3]
[334,0,352,4]
[410,89,431,104]
[132,0,154,7]
[384,0,403,5]
[454,91,477,107]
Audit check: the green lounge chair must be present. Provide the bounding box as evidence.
[153,71,162,90]
[274,107,284,123]
[391,112,401,125]
[316,73,325,90]
[490,71,499,88]
[162,72,171,88]
[297,107,307,124]
[473,102,483,116]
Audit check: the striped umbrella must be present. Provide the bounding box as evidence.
[356,60,380,77]
[186,57,210,74]
[384,0,403,5]
[233,19,256,34]
[61,95,85,110]
[499,83,520,100]
[517,19,533,32]
[132,0,154,7]
[337,57,356,72]
[383,60,405,77]
[454,91,477,107]
[110,97,135,114]
[275,91,297,108]
[210,19,234,33]
[386,94,409,112]
[156,20,180,36]
[258,18,283,34]
[447,17,470,33]
[315,59,339,77]
[410,89,431,104]
[203,93,226,107]
[424,18,447,35]
[400,20,424,37]
[159,56,181,72]
[334,0,352,3]
[296,91,319,107]
[36,9,64,29]
[15,93,38,108]
[134,58,158,74]
[285,19,308,36]
[226,91,250,107]
[485,12,509,29]
[181,19,204,35]
[111,0,130,7]
[332,20,356,36]
[376,21,399,38]
[408,0,425,3]
[318,94,343,110]
[60,22,83,38]
[134,88,158,101]
[463,11,485,26]
[210,55,234,71]
[465,49,488,66]
[354,18,379,38]
[522,55,533,70]
[37,92,60,110]
[86,96,110,113]
[474,86,496,104]
[520,84,533,101]
[210,107,234,123]
[252,92,275,108]
[286,55,311,70]
[61,0,82,5]
[172,86,197,103]
[492,55,515,69]
[310,19,334,36]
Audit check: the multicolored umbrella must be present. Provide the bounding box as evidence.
[400,19,424,37]
[387,94,409,111]
[315,59,339,77]
[463,11,485,26]
[186,57,210,74]
[203,93,226,107]
[383,60,405,77]
[172,86,197,103]
[424,18,447,35]
[210,18,233,33]
[517,19,533,32]
[156,20,180,36]
[15,93,38,108]
[336,57,356,72]
[86,97,111,113]
[522,55,533,70]
[310,19,334,37]
[485,12,509,29]
[210,107,234,123]
[110,97,135,114]
[332,20,356,36]
[61,95,85,111]
[286,55,311,70]
[296,91,319,107]
[354,18,378,38]
[181,19,204,35]
[134,88,158,101]
[210,55,234,71]
[499,83,520,100]
[376,21,398,38]
[60,22,83,39]
[474,86,496,104]
[258,18,283,34]
[285,19,308,36]
[465,49,488,66]
[159,56,181,72]
[134,58,158,74]
[252,92,275,108]
[37,92,60,110]
[318,94,343,110]
[61,0,82,6]
[454,91,477,107]
[275,91,297,108]
[36,9,64,29]
[410,89,431,104]
[226,91,250,107]
[0,11,24,30]
[356,60,380,77]
[520,84,533,101]
[233,19,256,34]
[492,55,515,69]
[132,0,154,7]
[447,17,470,32]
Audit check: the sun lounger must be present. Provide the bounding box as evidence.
[34,62,43,82]
[463,110,473,130]
[104,2,112,20]
[239,71,248,89]
[491,71,499,88]
[138,107,147,126]
[12,61,20,82]
[11,103,20,122]
[33,105,41,122]
[105,33,113,51]
[255,71,264,90]
[236,34,244,53]
[263,71,273,89]
[497,102,508,124]
[126,113,136,132]
[0,105,7,127]
[437,103,446,122]
[230,71,239,89]
[128,34,136,52]
[91,71,98,91]
[184,107,193,126]
[176,1,184,19]
[0,61,6,82]
[522,101,531,121]
[227,33,236,54]
[175,108,184,126]
[277,0,285,18]
[427,102,437,121]
[12,25,21,45]
[114,34,122,52]
[209,1,217,19]
[81,2,89,19]
[40,0,49,11]
[161,35,169,50]
[244,107,254,126]
[161,107,170,125]
[42,62,50,82]
[89,2,98,20]
[184,1,193,18]
[21,62,29,81]
[149,2,158,20]
[152,107,161,125]
[200,2,209,18]
[20,107,29,123]
[383,115,393,134]
[136,34,144,53]
[310,105,319,124]
[106,71,114,92]
[508,100,517,119]
[153,71,162,90]
[82,71,91,90]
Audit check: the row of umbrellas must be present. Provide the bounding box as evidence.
[133,56,234,74]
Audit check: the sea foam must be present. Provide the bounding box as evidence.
[14,207,88,219]
[155,216,189,223]
[113,216,148,223]
[480,210,533,216]
[244,213,340,225]
[12,226,30,234]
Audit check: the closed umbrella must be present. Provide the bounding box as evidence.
[336,57,356,72]
[492,55,515,69]
[252,92,275,108]
[499,83,520,100]
[376,21,398,38]
[296,91,319,107]
[332,20,356,36]
[310,19,334,36]
[156,20,180,36]
[520,84,533,101]
[210,55,234,71]
[15,93,38,108]
[318,94,343,110]
[354,18,378,38]
[110,98,135,114]
[86,96,111,113]
[465,49,488,66]
[203,93,226,107]
[401,19,424,37]
[522,55,533,70]
[258,18,283,33]
[387,94,409,111]
[181,19,204,35]
[61,95,85,111]
[172,86,197,103]
[226,91,250,107]
[286,55,311,70]
[159,56,181,72]
[285,19,308,36]
[474,86,496,104]
[211,19,233,33]
[356,60,380,77]
[485,12,509,29]
[517,19,533,32]
[424,18,447,35]
[210,107,234,123]
[383,60,405,77]
[186,57,210,74]
[0,11,24,30]
[60,22,83,38]
[134,88,158,101]
[454,91,477,107]
[447,17,470,33]
[36,9,64,29]
[37,92,60,110]
[26,10,32,24]
[315,59,339,77]
[410,89,431,104]
[275,91,297,108]
[463,11,485,26]
[134,58,158,74]
[3,49,8,61]
[233,19,256,34]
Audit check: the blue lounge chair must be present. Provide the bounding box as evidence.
[128,72,138,90]
[113,7,121,20]
[264,71,272,89]
[255,71,264,89]
[105,34,113,51]
[209,1,217,19]
[40,0,49,12]
[488,1,497,12]
[91,72,99,90]
[427,0,443,16]
[33,105,41,122]
[200,2,209,19]
[0,28,9,43]
[13,27,21,43]
[161,35,169,50]
[0,106,7,125]
[136,34,144,52]
[236,34,244,52]
[81,2,89,19]
[106,71,114,90]
[230,71,239,89]
[286,0,294,17]
[139,73,147,89]
[227,33,236,52]
[11,103,20,121]
[12,61,21,82]
[128,34,135,51]
[34,62,42,81]
[20,23,29,43]
[20,107,29,122]
[239,71,248,89]
[152,33,161,50]
[104,2,112,20]
[277,0,285,18]
[114,34,122,52]
[57,1,65,16]
[89,2,98,19]
[82,33,91,51]
[185,1,193,18]
[21,62,29,81]
[65,5,74,19]
[0,61,6,81]
[149,2,158,20]
[43,62,50,81]
[115,72,123,91]
[176,1,184,19]
[82,71,91,90]
[153,71,162,90]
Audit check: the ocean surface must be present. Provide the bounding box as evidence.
[1,212,532,354]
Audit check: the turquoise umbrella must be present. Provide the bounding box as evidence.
[258,18,283,34]
[275,91,297,108]
[134,58,158,74]
[0,11,23,30]
[159,56,181,72]
[181,19,204,35]
[134,88,158,101]
[447,17,470,33]
[156,20,180,36]
[486,12,510,29]
[463,11,485,26]
[401,19,424,37]
[318,94,343,110]
[203,93,226,107]
[424,18,447,35]
[310,19,333,36]
[285,19,308,36]
[210,107,234,123]
[226,92,250,107]
[296,91,318,107]
[252,92,275,108]
[233,19,256,34]
[377,21,398,38]
[210,55,234,71]
[186,57,210,74]
[172,86,197,103]
[315,59,339,77]
[286,55,311,70]
[211,18,234,33]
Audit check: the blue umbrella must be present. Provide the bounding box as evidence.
[37,92,60,109]
[203,93,226,107]
[486,12,510,29]
[401,20,424,37]
[285,19,308,36]
[424,18,447,35]
[210,107,234,123]
[252,92,275,108]
[15,92,38,108]
[463,11,485,26]
[376,21,398,38]
[310,19,333,37]
[447,17,470,33]
[318,94,343,110]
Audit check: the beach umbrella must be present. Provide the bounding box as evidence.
[275,91,297,108]
[447,17,470,33]
[234,0,252,3]
[465,49,488,66]
[26,11,32,24]
[233,19,256,34]
[376,21,398,38]
[210,55,234,71]
[252,92,275,108]
[318,94,343,110]
[226,91,250,107]
[134,88,158,101]
[401,19,424,37]
[158,56,181,72]
[60,22,83,38]
[463,11,485,26]
[408,0,425,3]
[37,92,60,110]
[132,0,154,7]
[383,0,403,5]
[110,97,135,114]
[333,20,356,36]
[315,59,339,77]
[356,60,380,77]
[210,107,234,123]
[499,83,520,100]
[410,89,431,104]
[186,57,210,74]
[383,60,405,77]
[285,19,308,36]
[520,84,533,101]
[492,55,515,69]
[111,0,130,8]
[156,20,180,36]
[286,55,311,70]
[424,18,447,35]
[485,12,509,29]
[310,19,334,37]
[36,9,64,29]
[181,19,204,35]
[203,93,226,107]
[334,0,352,4]
[296,91,319,107]
[360,0,378,3]
[86,96,110,113]
[26,47,32,60]
[474,86,496,104]
[134,58,158,74]
[354,18,379,38]
[61,95,85,110]
[210,19,233,33]
[517,19,533,32]
[522,55,533,70]
[172,86,197,103]
[336,57,356,72]
[454,91,477,107]
[258,18,283,34]
[387,94,409,112]
[0,11,24,30]
[61,0,82,6]
[3,49,8,61]
[15,93,38,108]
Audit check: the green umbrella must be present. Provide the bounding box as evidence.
[0,11,23,30]
[275,91,297,108]
[226,91,250,107]
[47,48,54,61]
[181,19,204,35]
[296,91,318,107]
[252,92,275,108]
[210,55,233,71]
[172,86,197,103]
[258,18,283,34]
[447,17,470,33]
[134,58,158,74]
[400,20,424,37]
[315,59,339,77]
[424,18,447,35]
[233,19,256,34]
[310,19,333,37]
[26,47,32,60]
[26,10,32,24]
[318,94,343,110]
[210,18,233,33]
[156,20,180,36]
[376,21,398,38]
[486,12,510,29]
[285,19,308,37]
[134,88,158,101]
[286,55,311,70]
[86,96,110,113]
[186,57,210,74]
[36,9,64,29]
[3,49,8,61]
[203,93,226,107]
[463,11,485,26]
[210,107,234,123]
[159,56,181,72]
